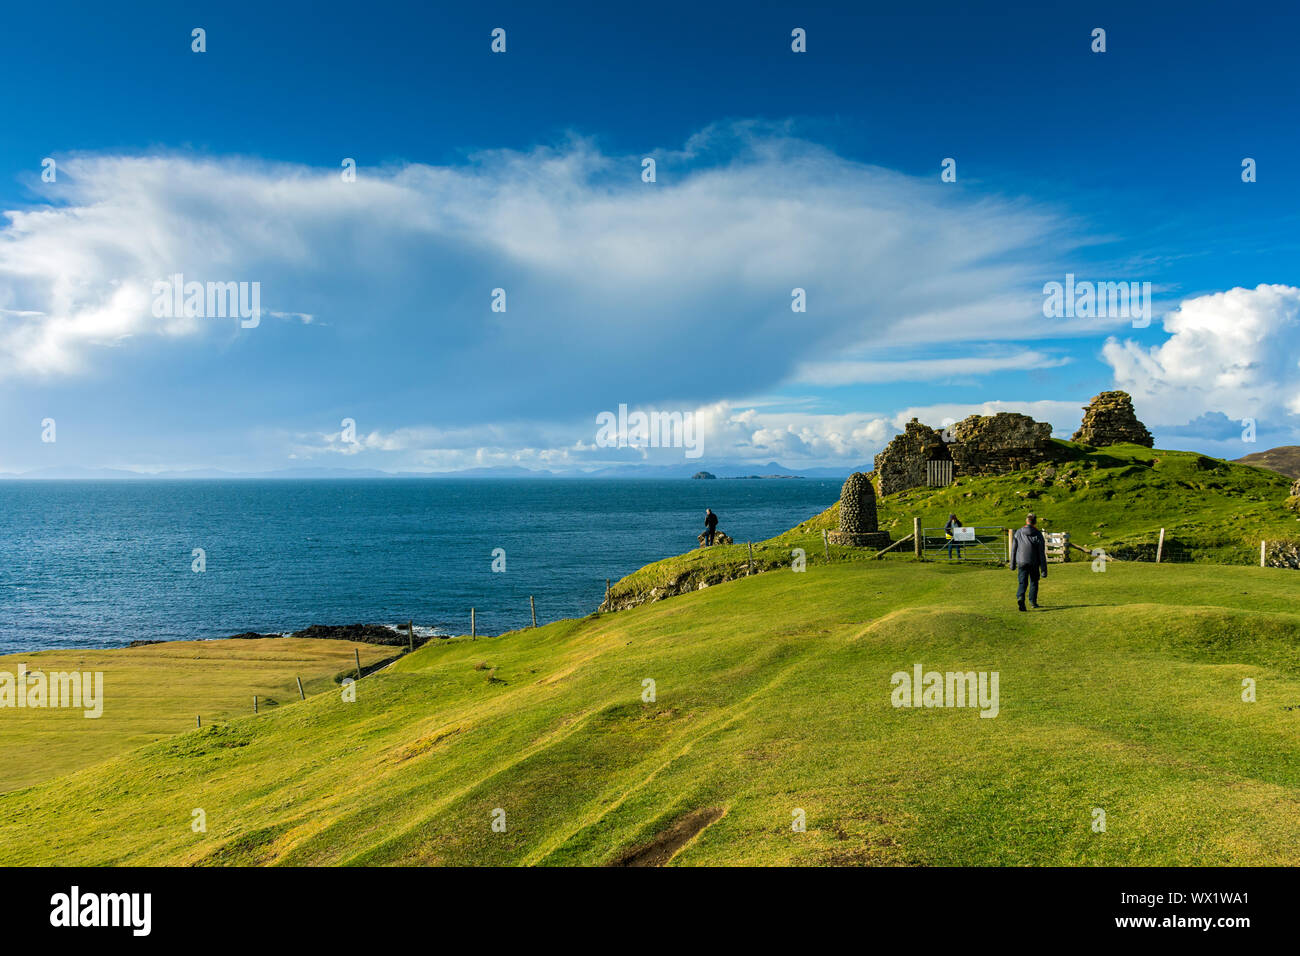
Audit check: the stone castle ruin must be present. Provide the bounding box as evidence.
[869,392,1153,496]
[1072,390,1154,447]
[827,472,891,548]
[874,413,1054,495]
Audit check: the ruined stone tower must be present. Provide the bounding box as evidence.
[1072,391,1153,447]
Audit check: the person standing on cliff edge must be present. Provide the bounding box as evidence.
[704,508,718,546]
[1010,513,1047,610]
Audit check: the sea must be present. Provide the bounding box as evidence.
[0,478,841,654]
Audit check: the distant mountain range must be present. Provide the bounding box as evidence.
[1234,445,1300,479]
[22,446,1299,482]
[0,461,862,480]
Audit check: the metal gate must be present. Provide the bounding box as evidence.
[922,525,1008,563]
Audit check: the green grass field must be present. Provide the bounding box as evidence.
[2,558,1298,866]
[0,638,397,792]
[605,441,1300,608]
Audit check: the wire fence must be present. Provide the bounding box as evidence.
[920,526,1008,564]
[668,525,1296,586]
[1106,542,1198,563]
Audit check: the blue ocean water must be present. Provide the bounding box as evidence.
[0,479,840,654]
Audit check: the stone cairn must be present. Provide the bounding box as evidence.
[1072,390,1153,447]
[697,530,734,547]
[827,472,892,548]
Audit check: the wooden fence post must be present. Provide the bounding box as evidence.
[822,529,830,562]
[747,541,754,575]
[296,676,305,700]
[354,647,362,680]
[530,595,537,628]
[1261,540,1267,568]
[196,715,201,729]
[253,696,258,714]
[1006,528,1013,566]
[471,608,476,639]
[408,620,414,652]
[1156,528,1165,564]
[914,518,922,560]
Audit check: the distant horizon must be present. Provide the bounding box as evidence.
[4,436,1295,481]
[0,463,849,480]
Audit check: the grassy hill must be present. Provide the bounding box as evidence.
[0,638,397,792]
[603,441,1300,608]
[1236,445,1300,480]
[2,558,1299,865]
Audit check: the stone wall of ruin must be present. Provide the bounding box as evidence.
[948,413,1054,477]
[874,419,949,495]
[874,413,1053,495]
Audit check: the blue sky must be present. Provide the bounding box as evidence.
[1,0,1297,473]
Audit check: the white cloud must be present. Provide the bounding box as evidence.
[18,128,1247,472]
[1101,284,1300,424]
[792,350,1069,386]
[0,129,1078,395]
[691,401,895,463]
[284,398,1085,472]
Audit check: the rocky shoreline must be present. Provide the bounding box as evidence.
[128,623,441,649]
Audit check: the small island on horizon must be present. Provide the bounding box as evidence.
[693,470,803,480]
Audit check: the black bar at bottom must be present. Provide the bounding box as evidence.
[0,865,1285,943]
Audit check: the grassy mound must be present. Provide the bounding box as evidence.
[2,560,1299,866]
[604,441,1299,609]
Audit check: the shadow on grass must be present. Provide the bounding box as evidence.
[1027,604,1113,612]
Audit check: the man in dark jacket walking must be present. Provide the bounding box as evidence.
[1010,513,1047,610]
[704,508,718,546]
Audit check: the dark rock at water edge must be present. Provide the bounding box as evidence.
[289,623,419,645]
[698,530,734,547]
[218,624,433,645]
